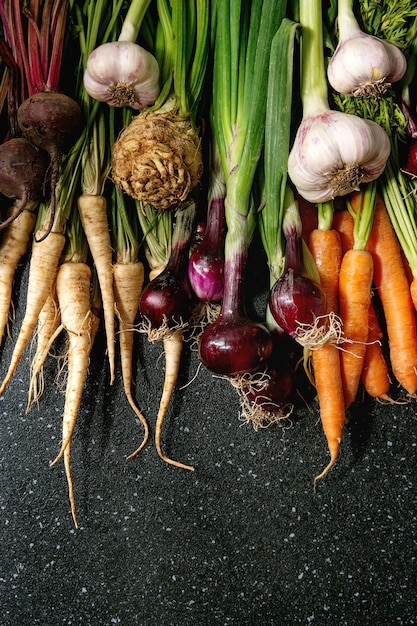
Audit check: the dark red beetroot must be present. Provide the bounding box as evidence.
[0,137,48,227]
[17,91,82,238]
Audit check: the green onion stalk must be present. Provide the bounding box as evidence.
[198,0,288,384]
[233,18,301,430]
[111,0,209,212]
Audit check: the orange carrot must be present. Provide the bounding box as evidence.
[298,195,318,242]
[155,329,194,471]
[307,228,342,314]
[312,344,345,487]
[50,260,99,528]
[339,248,374,408]
[308,225,345,487]
[0,207,37,346]
[0,228,66,396]
[361,300,391,400]
[366,194,417,395]
[77,194,116,385]
[332,209,354,254]
[112,261,150,459]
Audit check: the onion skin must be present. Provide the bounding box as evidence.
[140,267,194,330]
[198,316,273,376]
[244,358,294,411]
[269,269,327,337]
[188,242,224,302]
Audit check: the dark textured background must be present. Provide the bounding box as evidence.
[1,248,417,626]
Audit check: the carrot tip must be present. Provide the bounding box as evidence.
[313,456,338,493]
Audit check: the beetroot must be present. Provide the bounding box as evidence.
[17,91,82,239]
[0,137,48,228]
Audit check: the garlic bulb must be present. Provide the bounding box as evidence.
[83,41,160,110]
[328,1,406,98]
[287,110,391,203]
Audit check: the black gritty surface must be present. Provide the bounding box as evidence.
[1,253,417,626]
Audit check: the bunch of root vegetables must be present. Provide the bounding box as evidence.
[1,0,417,527]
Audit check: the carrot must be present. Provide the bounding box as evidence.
[361,300,391,400]
[307,228,342,315]
[308,218,345,487]
[298,195,318,242]
[50,260,99,528]
[27,287,63,411]
[0,228,66,396]
[77,194,116,385]
[365,194,417,395]
[332,209,354,254]
[155,329,194,471]
[0,206,37,346]
[339,248,374,408]
[112,260,150,459]
[312,344,345,487]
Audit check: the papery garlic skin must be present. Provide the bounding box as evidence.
[83,41,160,109]
[328,32,407,98]
[288,110,390,203]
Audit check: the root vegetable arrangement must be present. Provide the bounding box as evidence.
[1,0,417,527]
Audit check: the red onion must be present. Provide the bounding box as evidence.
[188,195,225,303]
[268,203,326,340]
[198,248,272,376]
[140,201,196,331]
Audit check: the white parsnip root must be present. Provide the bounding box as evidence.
[155,329,194,471]
[0,207,37,346]
[27,287,62,411]
[0,229,66,396]
[113,261,150,458]
[50,260,99,529]
[78,194,116,384]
